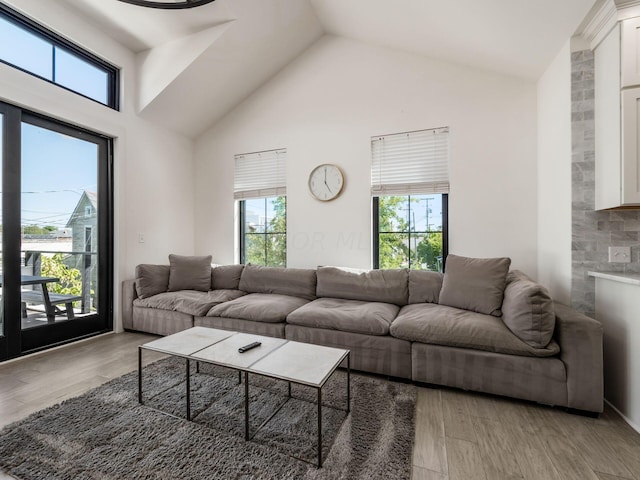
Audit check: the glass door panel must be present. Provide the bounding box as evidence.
[20,122,98,330]
[0,113,3,340]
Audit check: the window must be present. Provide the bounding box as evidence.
[0,4,119,109]
[234,149,286,266]
[371,127,449,271]
[240,197,286,266]
[85,206,92,217]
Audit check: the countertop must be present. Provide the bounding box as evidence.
[588,271,640,286]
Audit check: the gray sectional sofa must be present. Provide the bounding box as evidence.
[122,254,604,414]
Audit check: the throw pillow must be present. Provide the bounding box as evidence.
[135,264,170,299]
[167,254,212,292]
[438,254,511,316]
[501,270,555,348]
[211,264,245,290]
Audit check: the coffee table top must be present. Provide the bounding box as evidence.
[249,341,349,387]
[141,326,235,356]
[141,327,349,388]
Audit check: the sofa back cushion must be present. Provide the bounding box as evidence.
[135,264,169,299]
[438,254,511,316]
[238,265,317,300]
[408,270,444,304]
[167,254,212,292]
[211,264,244,290]
[501,270,556,348]
[316,266,408,305]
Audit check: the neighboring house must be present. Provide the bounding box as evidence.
[66,191,98,311]
[66,191,98,254]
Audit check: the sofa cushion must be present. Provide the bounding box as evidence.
[134,289,246,316]
[408,270,444,304]
[390,303,559,357]
[238,265,316,300]
[438,254,511,316]
[207,293,309,323]
[286,297,400,336]
[211,264,244,290]
[316,267,408,305]
[135,264,169,299]
[501,270,555,348]
[168,254,212,292]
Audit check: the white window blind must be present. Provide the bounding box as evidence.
[371,127,449,195]
[234,148,286,200]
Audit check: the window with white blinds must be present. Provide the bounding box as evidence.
[371,127,449,195]
[234,148,286,200]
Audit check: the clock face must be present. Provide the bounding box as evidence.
[308,164,345,201]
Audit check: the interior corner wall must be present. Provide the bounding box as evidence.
[195,35,538,273]
[536,40,572,305]
[0,0,196,331]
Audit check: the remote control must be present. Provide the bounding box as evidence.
[238,341,261,353]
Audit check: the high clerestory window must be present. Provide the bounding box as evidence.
[0,4,119,109]
[371,127,450,271]
[235,149,287,266]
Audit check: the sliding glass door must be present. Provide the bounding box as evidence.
[0,102,112,360]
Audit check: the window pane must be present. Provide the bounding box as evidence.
[378,196,408,232]
[0,114,3,337]
[266,233,286,267]
[54,47,108,104]
[379,233,408,269]
[411,195,443,232]
[410,233,443,272]
[266,196,286,233]
[244,198,266,233]
[0,16,52,79]
[244,234,266,265]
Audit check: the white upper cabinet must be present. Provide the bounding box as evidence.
[622,17,640,88]
[595,21,640,209]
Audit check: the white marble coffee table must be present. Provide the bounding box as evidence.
[138,326,350,467]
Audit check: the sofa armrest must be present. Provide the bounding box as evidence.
[122,279,138,330]
[553,303,603,413]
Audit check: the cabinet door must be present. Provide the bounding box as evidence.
[622,18,640,88]
[622,87,640,205]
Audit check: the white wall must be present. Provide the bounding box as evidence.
[536,40,572,304]
[2,0,196,331]
[195,35,538,273]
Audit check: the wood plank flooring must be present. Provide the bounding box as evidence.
[1,331,639,480]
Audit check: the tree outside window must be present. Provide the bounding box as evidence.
[240,196,286,266]
[375,194,447,271]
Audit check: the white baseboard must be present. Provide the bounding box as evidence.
[605,398,640,434]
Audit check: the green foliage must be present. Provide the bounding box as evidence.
[23,225,57,235]
[244,196,286,267]
[378,195,443,271]
[41,253,83,297]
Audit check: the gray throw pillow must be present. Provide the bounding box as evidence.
[135,264,169,299]
[438,254,511,316]
[167,254,212,292]
[211,264,245,290]
[501,270,555,348]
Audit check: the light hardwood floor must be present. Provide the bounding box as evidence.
[1,332,639,480]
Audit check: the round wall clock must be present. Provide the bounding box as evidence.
[308,164,345,201]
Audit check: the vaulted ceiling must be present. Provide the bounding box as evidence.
[57,0,596,138]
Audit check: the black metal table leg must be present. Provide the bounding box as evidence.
[347,353,351,413]
[244,371,250,440]
[186,359,191,421]
[138,347,143,404]
[288,381,292,398]
[317,387,322,468]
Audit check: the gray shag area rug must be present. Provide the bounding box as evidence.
[0,357,416,479]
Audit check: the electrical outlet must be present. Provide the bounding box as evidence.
[608,246,631,263]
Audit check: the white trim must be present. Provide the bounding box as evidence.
[580,0,618,49]
[605,398,640,433]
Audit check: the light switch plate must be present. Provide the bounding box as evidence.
[609,246,631,263]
